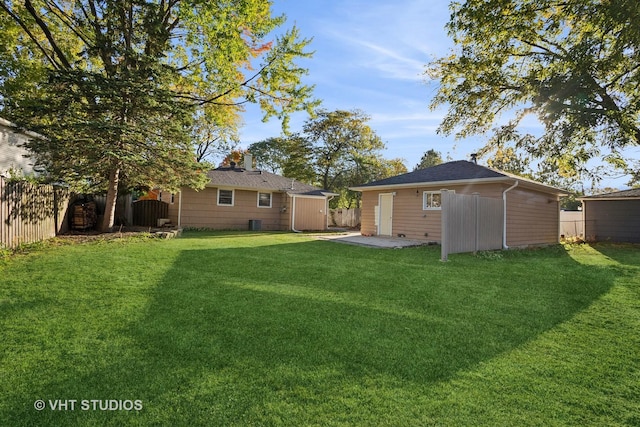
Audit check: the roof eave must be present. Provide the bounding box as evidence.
[350,176,567,196]
[580,196,640,201]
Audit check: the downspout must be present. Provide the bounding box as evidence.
[178,190,182,228]
[502,180,519,249]
[291,194,301,233]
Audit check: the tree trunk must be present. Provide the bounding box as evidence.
[100,167,120,232]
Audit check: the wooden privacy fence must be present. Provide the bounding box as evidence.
[132,199,168,227]
[329,208,361,227]
[559,210,584,239]
[0,177,69,249]
[441,190,503,261]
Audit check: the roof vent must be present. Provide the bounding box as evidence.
[470,153,477,164]
[230,161,236,169]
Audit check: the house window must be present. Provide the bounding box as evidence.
[257,192,272,208]
[423,191,443,210]
[217,189,234,206]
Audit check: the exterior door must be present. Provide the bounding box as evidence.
[378,193,393,236]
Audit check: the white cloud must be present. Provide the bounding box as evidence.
[315,0,450,81]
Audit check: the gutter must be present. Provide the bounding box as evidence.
[502,180,519,249]
[178,190,182,227]
[290,194,301,233]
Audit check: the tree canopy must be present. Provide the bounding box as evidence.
[248,109,407,207]
[414,149,443,170]
[0,0,316,230]
[428,0,640,183]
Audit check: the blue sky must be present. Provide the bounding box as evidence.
[239,0,638,189]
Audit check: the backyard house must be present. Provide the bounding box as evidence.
[350,160,567,249]
[580,189,640,243]
[0,117,38,177]
[162,158,336,231]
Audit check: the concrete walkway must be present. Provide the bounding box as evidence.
[311,231,427,248]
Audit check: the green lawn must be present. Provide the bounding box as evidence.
[1,231,639,426]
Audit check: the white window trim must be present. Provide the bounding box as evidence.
[257,191,272,208]
[217,188,234,206]
[422,190,452,210]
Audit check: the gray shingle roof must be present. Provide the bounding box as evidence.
[207,167,331,196]
[582,188,640,199]
[351,160,567,195]
[354,160,507,188]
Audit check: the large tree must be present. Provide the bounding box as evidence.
[0,0,315,231]
[248,109,406,207]
[248,134,315,183]
[428,0,640,181]
[414,149,443,170]
[304,109,386,192]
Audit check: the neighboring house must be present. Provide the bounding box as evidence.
[580,189,640,243]
[350,160,567,248]
[0,117,38,177]
[162,159,337,231]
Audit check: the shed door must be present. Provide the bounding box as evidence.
[378,193,393,236]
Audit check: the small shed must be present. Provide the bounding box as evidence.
[580,189,640,243]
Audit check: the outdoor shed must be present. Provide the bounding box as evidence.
[163,161,336,231]
[580,189,640,243]
[350,160,566,249]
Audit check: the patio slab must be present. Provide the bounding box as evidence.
[312,232,428,248]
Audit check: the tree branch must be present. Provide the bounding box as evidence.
[24,0,72,69]
[0,2,62,69]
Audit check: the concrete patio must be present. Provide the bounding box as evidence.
[311,231,428,248]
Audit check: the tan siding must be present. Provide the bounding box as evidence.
[360,184,506,241]
[359,182,559,247]
[293,197,327,231]
[506,188,559,247]
[168,187,289,230]
[360,191,378,235]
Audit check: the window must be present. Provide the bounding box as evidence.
[423,191,443,210]
[257,192,272,208]
[217,189,234,206]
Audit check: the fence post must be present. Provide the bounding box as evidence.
[440,190,449,262]
[473,192,480,254]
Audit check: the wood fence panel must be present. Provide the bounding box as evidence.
[559,210,584,239]
[132,199,169,227]
[329,208,361,227]
[441,191,503,261]
[0,177,69,249]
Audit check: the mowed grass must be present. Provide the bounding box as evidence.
[0,231,639,426]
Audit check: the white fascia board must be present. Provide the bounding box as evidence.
[350,176,567,196]
[579,196,640,201]
[349,177,509,192]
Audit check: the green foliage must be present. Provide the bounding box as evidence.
[414,149,443,170]
[428,0,640,181]
[248,134,315,183]
[0,0,316,230]
[249,109,408,207]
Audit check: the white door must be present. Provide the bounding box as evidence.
[378,193,393,236]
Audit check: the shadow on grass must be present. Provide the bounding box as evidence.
[588,242,640,268]
[7,239,623,425]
